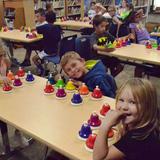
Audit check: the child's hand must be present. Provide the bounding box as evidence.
[100,110,127,131]
[128,33,135,40]
[71,80,82,88]
[1,76,11,85]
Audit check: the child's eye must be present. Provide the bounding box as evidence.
[118,98,124,102]
[71,63,76,67]
[66,68,71,72]
[129,100,136,104]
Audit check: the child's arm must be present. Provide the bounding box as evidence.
[118,33,135,41]
[130,29,136,43]
[0,75,11,85]
[71,80,82,88]
[95,3,107,14]
[112,16,123,38]
[0,57,11,85]
[93,110,126,160]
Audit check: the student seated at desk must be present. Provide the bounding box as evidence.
[21,9,61,75]
[93,78,160,160]
[60,51,117,98]
[90,15,124,77]
[88,1,96,19]
[129,9,153,45]
[32,8,61,76]
[103,5,123,38]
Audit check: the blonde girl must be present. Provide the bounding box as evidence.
[93,78,160,160]
[0,44,10,85]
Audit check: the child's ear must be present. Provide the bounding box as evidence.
[80,58,85,64]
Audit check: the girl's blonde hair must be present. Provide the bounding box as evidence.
[116,78,160,140]
[0,43,6,57]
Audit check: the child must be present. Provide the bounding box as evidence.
[118,0,129,18]
[129,9,151,45]
[60,51,117,98]
[32,8,61,76]
[93,78,160,160]
[103,6,123,38]
[0,44,10,85]
[0,44,30,147]
[90,15,125,77]
[88,1,96,19]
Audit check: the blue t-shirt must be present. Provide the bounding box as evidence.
[36,22,61,56]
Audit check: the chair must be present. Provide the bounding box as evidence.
[80,27,95,35]
[59,34,77,58]
[75,35,92,60]
[43,55,60,76]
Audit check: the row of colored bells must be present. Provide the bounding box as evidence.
[26,32,37,39]
[45,84,102,100]
[79,125,114,151]
[7,68,25,80]
[1,27,8,32]
[44,84,83,104]
[55,79,90,95]
[85,129,114,150]
[146,43,160,50]
[79,105,111,139]
[115,39,131,48]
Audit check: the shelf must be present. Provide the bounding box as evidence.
[68,4,81,7]
[56,15,63,18]
[68,13,81,16]
[134,5,148,9]
[54,6,64,9]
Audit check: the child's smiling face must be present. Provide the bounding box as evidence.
[63,58,86,79]
[116,87,138,128]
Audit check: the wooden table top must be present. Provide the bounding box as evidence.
[54,20,93,29]
[98,44,160,66]
[0,29,43,43]
[0,76,116,160]
[150,32,160,37]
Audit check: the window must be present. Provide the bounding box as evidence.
[154,0,160,8]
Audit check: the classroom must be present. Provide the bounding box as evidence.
[0,0,160,160]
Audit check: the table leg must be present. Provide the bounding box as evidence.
[0,121,16,160]
[0,121,11,154]
[4,41,19,66]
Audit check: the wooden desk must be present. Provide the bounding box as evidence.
[0,76,116,160]
[55,20,93,29]
[98,44,160,66]
[150,32,160,37]
[0,29,43,43]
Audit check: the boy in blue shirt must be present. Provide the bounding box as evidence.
[32,8,61,75]
[60,51,117,98]
[21,9,61,76]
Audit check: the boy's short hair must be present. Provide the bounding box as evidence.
[36,8,46,17]
[60,51,81,69]
[46,11,56,23]
[46,3,52,11]
[93,15,108,27]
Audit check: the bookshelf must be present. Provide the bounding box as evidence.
[96,0,113,7]
[66,0,84,18]
[52,0,65,18]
